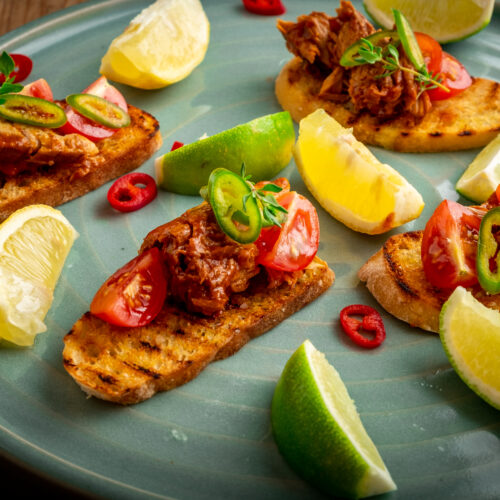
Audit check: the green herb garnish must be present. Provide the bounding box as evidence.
[352,36,448,98]
[241,164,288,228]
[0,51,23,104]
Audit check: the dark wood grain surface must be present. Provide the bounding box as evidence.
[0,0,87,37]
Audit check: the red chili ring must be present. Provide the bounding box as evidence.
[0,54,33,84]
[242,0,286,16]
[107,172,157,213]
[339,304,386,349]
[170,140,184,151]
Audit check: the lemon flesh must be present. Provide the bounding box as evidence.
[100,0,210,89]
[271,340,396,499]
[294,109,423,235]
[439,287,500,410]
[456,133,500,203]
[156,111,295,195]
[0,205,78,346]
[363,0,494,44]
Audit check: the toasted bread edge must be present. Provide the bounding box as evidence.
[275,57,500,153]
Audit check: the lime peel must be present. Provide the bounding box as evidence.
[271,340,397,498]
[155,111,295,195]
[439,286,500,410]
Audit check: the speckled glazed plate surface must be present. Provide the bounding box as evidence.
[0,1,499,498]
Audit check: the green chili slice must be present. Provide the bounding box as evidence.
[339,30,399,67]
[66,93,130,129]
[0,94,67,128]
[392,9,425,71]
[207,168,262,244]
[477,207,500,294]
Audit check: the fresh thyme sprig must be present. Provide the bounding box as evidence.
[240,164,288,228]
[0,51,23,104]
[355,38,449,98]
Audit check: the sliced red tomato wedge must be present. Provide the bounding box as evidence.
[415,32,442,75]
[58,76,128,141]
[90,247,167,327]
[0,54,33,84]
[19,78,53,100]
[256,191,319,272]
[426,52,472,101]
[421,200,486,289]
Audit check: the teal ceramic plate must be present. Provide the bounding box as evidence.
[0,1,499,498]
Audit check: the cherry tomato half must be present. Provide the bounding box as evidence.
[256,191,319,271]
[421,200,486,289]
[58,76,128,141]
[107,172,158,213]
[415,32,442,75]
[19,78,53,101]
[90,247,167,328]
[426,52,472,101]
[0,54,33,84]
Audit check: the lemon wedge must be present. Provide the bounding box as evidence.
[0,205,78,346]
[100,0,210,89]
[456,133,500,203]
[294,109,424,235]
[272,340,397,498]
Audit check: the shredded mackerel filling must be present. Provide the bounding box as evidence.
[277,0,432,120]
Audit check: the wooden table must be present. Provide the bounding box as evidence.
[0,0,88,37]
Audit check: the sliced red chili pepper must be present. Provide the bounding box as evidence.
[242,0,286,16]
[170,141,184,151]
[107,172,157,213]
[339,304,386,349]
[0,54,33,84]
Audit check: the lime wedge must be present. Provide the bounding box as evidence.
[363,0,494,44]
[100,0,210,89]
[155,111,295,195]
[0,205,78,346]
[439,286,500,410]
[456,134,500,203]
[271,340,397,499]
[293,109,424,234]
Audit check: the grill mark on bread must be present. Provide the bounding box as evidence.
[383,233,419,298]
[458,130,473,136]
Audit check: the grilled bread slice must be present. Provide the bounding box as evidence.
[358,231,500,332]
[63,256,335,405]
[276,57,500,153]
[0,105,161,221]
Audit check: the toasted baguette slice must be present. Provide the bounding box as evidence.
[0,105,161,221]
[63,257,335,405]
[358,231,500,332]
[276,57,500,153]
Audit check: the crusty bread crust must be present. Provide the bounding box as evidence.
[358,231,500,333]
[276,57,500,153]
[63,256,335,405]
[0,105,162,221]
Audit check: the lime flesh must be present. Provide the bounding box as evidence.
[439,286,500,410]
[271,340,396,499]
[363,0,494,44]
[155,111,295,195]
